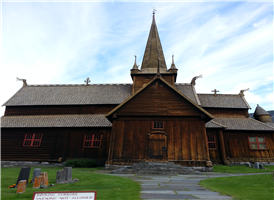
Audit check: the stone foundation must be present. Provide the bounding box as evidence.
[1,161,65,168]
[106,162,213,175]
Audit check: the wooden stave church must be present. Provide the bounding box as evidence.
[1,14,274,168]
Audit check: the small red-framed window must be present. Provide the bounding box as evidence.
[152,121,164,129]
[207,135,217,150]
[249,137,267,149]
[23,133,43,147]
[83,134,102,148]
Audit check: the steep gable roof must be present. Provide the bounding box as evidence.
[107,76,214,119]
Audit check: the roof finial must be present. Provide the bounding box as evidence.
[84,77,91,85]
[211,89,219,96]
[170,54,177,70]
[132,54,138,69]
[16,77,28,87]
[239,88,249,96]
[153,7,156,21]
[190,74,202,85]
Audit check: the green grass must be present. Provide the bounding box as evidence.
[1,167,141,200]
[213,164,274,174]
[200,174,274,200]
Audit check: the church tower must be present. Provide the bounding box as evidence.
[131,11,178,94]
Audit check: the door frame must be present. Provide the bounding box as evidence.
[148,131,168,161]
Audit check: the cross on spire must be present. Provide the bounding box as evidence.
[84,77,91,85]
[211,89,219,95]
[153,7,156,21]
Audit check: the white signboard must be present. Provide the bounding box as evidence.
[32,191,96,200]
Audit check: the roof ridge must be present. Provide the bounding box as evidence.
[197,93,240,96]
[27,83,133,87]
[175,83,191,86]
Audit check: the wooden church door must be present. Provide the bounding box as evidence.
[149,133,167,161]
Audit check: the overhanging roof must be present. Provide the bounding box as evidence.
[1,114,112,128]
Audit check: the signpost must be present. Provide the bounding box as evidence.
[32,191,97,200]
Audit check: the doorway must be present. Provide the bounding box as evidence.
[149,132,167,161]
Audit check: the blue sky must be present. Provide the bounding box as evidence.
[1,1,273,116]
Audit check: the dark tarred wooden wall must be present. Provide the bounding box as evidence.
[1,127,111,163]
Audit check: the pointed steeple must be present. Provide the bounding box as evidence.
[170,54,177,69]
[132,55,138,70]
[140,11,167,71]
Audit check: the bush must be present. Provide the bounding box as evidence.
[65,159,97,168]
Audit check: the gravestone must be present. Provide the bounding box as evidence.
[33,176,42,188]
[16,180,27,194]
[40,172,49,188]
[64,167,72,181]
[56,170,66,183]
[259,163,264,169]
[16,167,31,187]
[254,162,260,169]
[32,168,41,183]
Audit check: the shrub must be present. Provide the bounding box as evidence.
[65,159,97,168]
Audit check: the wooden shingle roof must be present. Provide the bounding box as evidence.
[3,83,200,107]
[254,104,271,116]
[3,84,132,106]
[176,84,200,105]
[198,94,251,109]
[1,114,112,128]
[206,117,274,131]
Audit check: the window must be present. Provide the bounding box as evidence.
[249,137,267,149]
[152,121,164,129]
[23,133,43,147]
[207,135,217,150]
[83,134,102,148]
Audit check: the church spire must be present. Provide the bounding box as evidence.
[132,55,138,70]
[170,54,177,69]
[140,10,167,71]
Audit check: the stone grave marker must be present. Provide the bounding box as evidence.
[56,170,66,183]
[32,168,41,183]
[259,163,264,169]
[64,167,72,181]
[254,162,260,169]
[40,172,49,188]
[16,167,31,187]
[33,175,42,188]
[16,180,27,194]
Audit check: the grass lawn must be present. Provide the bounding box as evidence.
[200,165,274,200]
[200,174,274,200]
[213,164,274,173]
[1,166,141,200]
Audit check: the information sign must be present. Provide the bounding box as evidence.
[32,191,96,200]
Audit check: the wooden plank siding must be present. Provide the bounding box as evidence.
[116,80,204,117]
[223,131,274,162]
[108,118,208,166]
[66,128,111,163]
[1,128,63,161]
[206,130,222,164]
[1,127,111,163]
